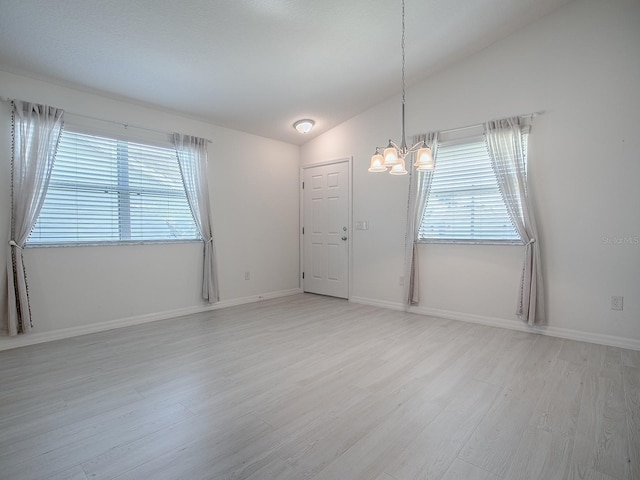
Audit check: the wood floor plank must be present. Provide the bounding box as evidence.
[301,394,440,480]
[385,378,500,480]
[81,411,268,480]
[242,456,299,480]
[587,344,623,372]
[622,365,640,480]
[405,323,479,381]
[45,466,88,480]
[469,329,539,386]
[283,377,445,479]
[440,459,500,480]
[0,386,144,452]
[457,373,545,477]
[558,339,592,365]
[409,325,503,401]
[457,334,564,477]
[375,474,399,480]
[622,349,640,368]
[203,385,375,480]
[569,367,630,480]
[529,359,586,437]
[0,398,191,465]
[502,426,573,480]
[567,468,619,480]
[107,414,273,480]
[1,400,193,480]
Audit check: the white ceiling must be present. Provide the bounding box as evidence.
[0,0,572,145]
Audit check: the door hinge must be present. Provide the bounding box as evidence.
[302,272,305,279]
[302,181,304,189]
[302,227,304,234]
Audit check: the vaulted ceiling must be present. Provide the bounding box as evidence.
[0,0,573,144]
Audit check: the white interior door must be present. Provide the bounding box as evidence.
[303,161,349,299]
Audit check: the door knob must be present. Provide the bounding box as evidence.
[341,236,348,241]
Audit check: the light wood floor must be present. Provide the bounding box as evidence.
[0,294,638,480]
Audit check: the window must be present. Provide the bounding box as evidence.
[28,129,200,245]
[418,135,524,244]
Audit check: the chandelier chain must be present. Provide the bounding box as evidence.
[368,0,436,175]
[401,0,406,107]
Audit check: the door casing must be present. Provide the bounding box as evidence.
[300,157,352,299]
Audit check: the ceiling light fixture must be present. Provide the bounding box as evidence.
[294,119,315,134]
[368,0,433,175]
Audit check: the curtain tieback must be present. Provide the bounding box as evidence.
[206,237,213,244]
[526,238,536,246]
[8,240,23,250]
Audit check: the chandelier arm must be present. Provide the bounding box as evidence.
[376,140,402,151]
[407,141,428,153]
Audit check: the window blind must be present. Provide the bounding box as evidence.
[418,136,522,243]
[28,129,200,245]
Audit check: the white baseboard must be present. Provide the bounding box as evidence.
[206,288,303,310]
[0,288,302,351]
[349,296,640,351]
[349,296,407,312]
[3,290,637,352]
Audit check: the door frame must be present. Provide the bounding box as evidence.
[300,157,353,300]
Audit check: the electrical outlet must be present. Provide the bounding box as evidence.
[244,271,250,281]
[611,296,623,311]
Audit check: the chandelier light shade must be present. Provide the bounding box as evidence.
[414,143,435,170]
[383,143,400,167]
[293,119,315,134]
[389,158,408,175]
[369,0,433,175]
[368,152,386,172]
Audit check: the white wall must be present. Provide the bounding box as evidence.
[301,0,640,346]
[0,71,300,338]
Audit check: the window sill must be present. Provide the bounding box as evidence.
[416,239,524,246]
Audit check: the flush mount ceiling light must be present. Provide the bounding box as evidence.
[368,0,434,175]
[293,119,315,134]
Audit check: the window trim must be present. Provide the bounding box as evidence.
[417,133,525,245]
[27,124,202,247]
[26,238,203,249]
[417,238,524,246]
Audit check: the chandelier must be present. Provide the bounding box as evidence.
[368,0,434,175]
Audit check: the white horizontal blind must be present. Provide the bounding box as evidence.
[418,135,522,243]
[28,129,200,245]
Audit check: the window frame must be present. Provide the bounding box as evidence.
[417,132,526,246]
[26,123,202,247]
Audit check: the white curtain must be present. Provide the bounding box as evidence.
[484,117,544,325]
[404,132,439,306]
[173,133,219,303]
[7,101,64,335]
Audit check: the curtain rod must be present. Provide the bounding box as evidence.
[3,95,541,143]
[434,111,544,136]
[0,96,213,143]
